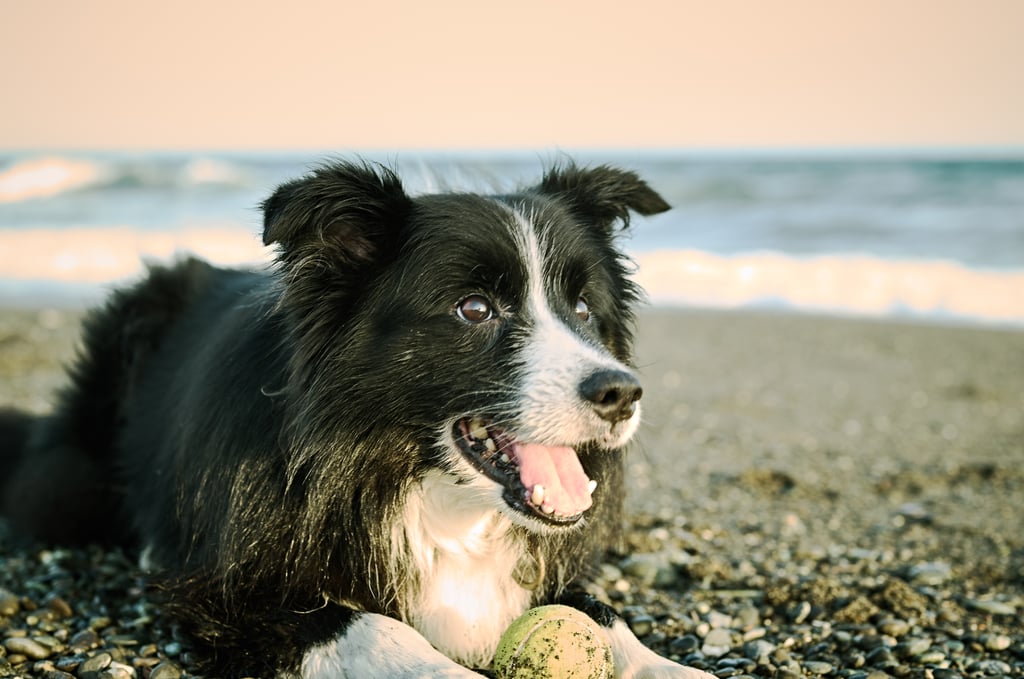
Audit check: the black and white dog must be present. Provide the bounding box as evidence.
[0,160,709,678]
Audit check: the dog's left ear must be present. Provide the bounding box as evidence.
[535,163,670,231]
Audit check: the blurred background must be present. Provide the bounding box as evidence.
[1,0,1022,325]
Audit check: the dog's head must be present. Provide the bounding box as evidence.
[263,160,669,530]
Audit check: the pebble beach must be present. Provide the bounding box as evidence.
[1,307,1022,678]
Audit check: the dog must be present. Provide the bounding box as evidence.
[0,160,710,678]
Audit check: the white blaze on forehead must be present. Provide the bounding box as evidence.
[500,202,640,447]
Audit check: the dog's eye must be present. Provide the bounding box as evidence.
[457,295,495,323]
[575,297,591,322]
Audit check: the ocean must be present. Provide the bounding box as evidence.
[1,151,1022,326]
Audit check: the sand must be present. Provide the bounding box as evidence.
[1,306,1022,677]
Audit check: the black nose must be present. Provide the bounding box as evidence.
[579,370,643,424]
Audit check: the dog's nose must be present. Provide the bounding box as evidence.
[579,370,643,423]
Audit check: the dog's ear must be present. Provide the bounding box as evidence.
[535,163,670,231]
[262,161,412,267]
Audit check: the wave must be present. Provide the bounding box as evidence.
[0,227,1021,326]
[0,157,110,203]
[0,156,255,204]
[633,250,1024,326]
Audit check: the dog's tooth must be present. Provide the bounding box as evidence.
[530,484,545,506]
[499,453,510,464]
[470,421,489,441]
[587,479,598,495]
[484,438,497,452]
[542,503,555,514]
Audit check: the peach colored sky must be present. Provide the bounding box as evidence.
[2,0,1022,150]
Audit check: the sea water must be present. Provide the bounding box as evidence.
[0,151,1021,326]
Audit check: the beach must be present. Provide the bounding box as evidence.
[1,306,1022,678]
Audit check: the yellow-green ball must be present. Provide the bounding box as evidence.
[493,605,614,679]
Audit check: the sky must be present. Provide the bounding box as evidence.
[1,0,1022,151]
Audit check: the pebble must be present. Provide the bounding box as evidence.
[707,610,733,629]
[627,614,656,637]
[99,660,136,679]
[876,618,910,637]
[907,561,952,585]
[913,649,945,664]
[894,637,931,657]
[703,628,732,648]
[620,553,677,587]
[69,630,100,652]
[742,639,777,662]
[980,633,1011,651]
[804,661,834,674]
[0,590,20,617]
[46,596,73,619]
[42,670,75,679]
[148,663,182,679]
[967,659,1012,675]
[669,635,700,655]
[78,651,113,676]
[964,598,1017,615]
[3,637,51,660]
[866,646,897,667]
[791,601,812,624]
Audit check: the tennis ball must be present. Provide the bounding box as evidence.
[493,604,614,679]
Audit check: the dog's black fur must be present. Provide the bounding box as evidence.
[0,160,698,678]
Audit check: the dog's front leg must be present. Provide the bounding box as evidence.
[560,592,716,679]
[301,611,481,679]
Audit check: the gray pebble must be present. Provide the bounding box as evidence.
[734,605,760,630]
[701,642,730,658]
[803,661,834,675]
[4,637,51,660]
[706,610,733,629]
[620,553,676,587]
[627,614,655,637]
[967,659,1012,675]
[908,561,952,585]
[669,635,700,655]
[742,639,777,662]
[703,628,732,648]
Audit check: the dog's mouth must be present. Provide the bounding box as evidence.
[454,418,596,526]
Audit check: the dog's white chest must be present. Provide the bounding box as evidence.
[398,473,532,668]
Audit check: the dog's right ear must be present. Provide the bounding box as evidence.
[262,161,412,269]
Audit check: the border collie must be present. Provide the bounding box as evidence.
[0,160,710,678]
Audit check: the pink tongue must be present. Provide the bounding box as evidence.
[515,443,593,516]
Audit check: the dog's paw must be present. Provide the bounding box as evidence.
[605,620,716,679]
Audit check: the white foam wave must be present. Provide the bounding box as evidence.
[634,250,1024,326]
[0,157,108,203]
[0,229,1021,326]
[0,227,271,283]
